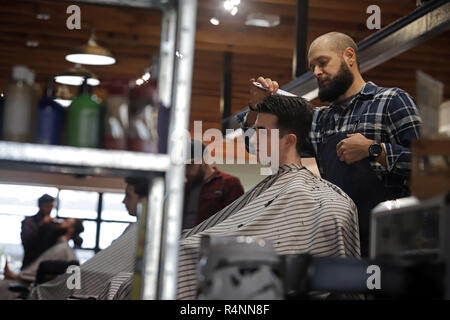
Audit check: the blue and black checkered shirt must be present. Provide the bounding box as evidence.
[237,81,422,191]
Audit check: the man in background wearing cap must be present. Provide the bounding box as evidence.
[183,139,244,229]
[20,194,56,269]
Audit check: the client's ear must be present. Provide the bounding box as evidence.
[287,133,297,148]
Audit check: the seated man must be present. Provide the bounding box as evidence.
[101,95,361,300]
[26,177,149,300]
[176,95,360,299]
[183,139,244,229]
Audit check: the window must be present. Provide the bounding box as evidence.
[58,190,98,219]
[0,183,58,219]
[99,222,129,249]
[79,220,98,250]
[101,193,136,223]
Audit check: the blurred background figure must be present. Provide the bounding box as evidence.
[122,177,150,217]
[20,194,56,269]
[183,139,244,229]
[4,218,84,282]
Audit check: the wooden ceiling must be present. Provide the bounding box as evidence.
[1,0,449,134]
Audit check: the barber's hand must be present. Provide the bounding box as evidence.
[336,133,373,164]
[249,76,279,107]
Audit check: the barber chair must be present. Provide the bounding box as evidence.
[8,260,79,299]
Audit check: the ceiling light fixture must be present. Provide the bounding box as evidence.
[210,17,220,25]
[54,64,100,87]
[54,99,72,107]
[223,0,240,16]
[55,85,73,107]
[245,13,280,28]
[224,0,234,11]
[142,72,151,81]
[26,40,39,47]
[65,30,116,66]
[36,13,50,20]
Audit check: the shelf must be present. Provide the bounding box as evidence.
[0,141,170,177]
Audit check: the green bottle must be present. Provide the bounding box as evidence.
[66,78,101,148]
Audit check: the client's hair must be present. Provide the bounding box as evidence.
[125,177,150,198]
[256,95,313,155]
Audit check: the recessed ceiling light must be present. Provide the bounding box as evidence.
[210,17,220,25]
[231,7,238,16]
[142,72,151,81]
[36,13,50,20]
[245,13,280,28]
[26,41,39,47]
[224,1,233,11]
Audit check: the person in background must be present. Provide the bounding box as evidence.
[122,176,150,217]
[183,139,245,229]
[20,194,56,269]
[4,218,84,283]
[26,177,149,300]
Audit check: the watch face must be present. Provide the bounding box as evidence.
[370,143,382,157]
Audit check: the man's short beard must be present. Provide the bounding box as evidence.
[186,166,205,186]
[318,61,354,103]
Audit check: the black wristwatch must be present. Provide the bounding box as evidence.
[368,142,383,159]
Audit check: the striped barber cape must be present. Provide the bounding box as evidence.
[29,164,360,300]
[176,164,360,299]
[104,164,360,300]
[28,223,137,300]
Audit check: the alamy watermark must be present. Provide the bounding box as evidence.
[66,5,81,30]
[65,263,382,292]
[366,5,381,30]
[366,264,381,290]
[66,265,81,290]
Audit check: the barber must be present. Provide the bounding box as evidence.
[239,32,422,256]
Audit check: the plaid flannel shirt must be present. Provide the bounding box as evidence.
[237,82,422,191]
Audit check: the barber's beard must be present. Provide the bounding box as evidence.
[318,62,354,102]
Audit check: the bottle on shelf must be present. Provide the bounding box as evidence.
[2,65,36,142]
[35,79,64,145]
[66,78,101,148]
[103,79,129,150]
[128,80,159,153]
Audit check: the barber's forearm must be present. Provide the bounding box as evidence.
[376,146,387,168]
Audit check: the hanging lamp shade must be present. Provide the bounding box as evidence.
[65,30,116,66]
[54,64,100,86]
[54,85,74,107]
